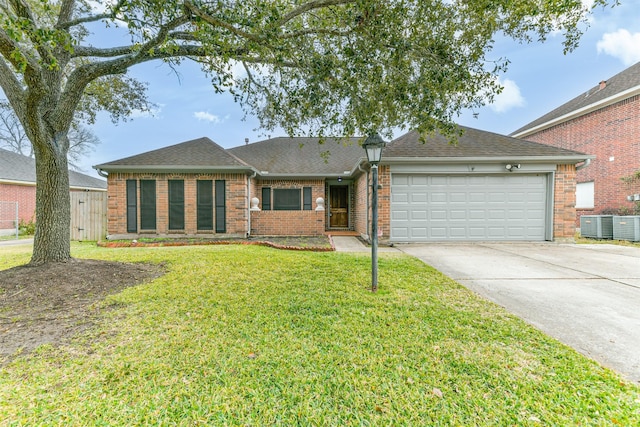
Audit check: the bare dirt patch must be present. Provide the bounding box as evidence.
[0,259,164,365]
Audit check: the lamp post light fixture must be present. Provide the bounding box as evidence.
[363,132,386,292]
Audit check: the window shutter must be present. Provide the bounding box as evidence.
[168,180,185,230]
[197,180,214,230]
[303,187,312,210]
[262,187,271,210]
[140,180,156,230]
[215,180,226,233]
[126,180,137,233]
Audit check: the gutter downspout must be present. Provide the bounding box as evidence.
[247,170,257,237]
[576,158,591,171]
[358,163,370,241]
[95,168,108,178]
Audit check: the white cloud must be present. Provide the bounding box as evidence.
[194,111,223,123]
[597,29,640,66]
[489,78,525,113]
[130,105,162,119]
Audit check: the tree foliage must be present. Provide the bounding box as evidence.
[0,0,612,264]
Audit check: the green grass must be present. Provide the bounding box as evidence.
[1,243,639,425]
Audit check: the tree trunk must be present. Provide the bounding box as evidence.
[30,139,71,265]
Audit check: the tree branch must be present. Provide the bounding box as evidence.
[56,0,77,28]
[277,0,354,26]
[184,0,261,42]
[0,28,41,78]
[281,27,354,39]
[0,58,26,117]
[72,45,138,59]
[57,0,128,30]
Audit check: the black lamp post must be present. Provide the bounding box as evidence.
[363,132,386,292]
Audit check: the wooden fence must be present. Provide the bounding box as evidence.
[70,191,107,241]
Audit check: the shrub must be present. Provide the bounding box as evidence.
[18,219,36,235]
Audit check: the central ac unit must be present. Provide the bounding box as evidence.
[580,215,614,239]
[613,216,640,242]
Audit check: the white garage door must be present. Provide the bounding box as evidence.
[391,174,548,241]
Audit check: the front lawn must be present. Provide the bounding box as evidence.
[1,243,639,425]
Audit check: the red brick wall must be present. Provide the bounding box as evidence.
[353,172,369,238]
[250,210,325,235]
[250,179,325,236]
[524,95,640,221]
[106,172,248,237]
[0,183,36,223]
[554,164,578,239]
[378,165,391,240]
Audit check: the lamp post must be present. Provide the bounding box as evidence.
[363,132,386,292]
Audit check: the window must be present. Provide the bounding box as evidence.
[576,181,595,209]
[273,188,301,210]
[168,180,184,230]
[197,180,213,230]
[140,180,156,230]
[126,180,137,233]
[215,180,226,233]
[262,187,271,210]
[303,187,312,210]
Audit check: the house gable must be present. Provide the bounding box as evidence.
[509,62,640,218]
[512,61,640,138]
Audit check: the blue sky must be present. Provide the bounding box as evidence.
[77,2,640,176]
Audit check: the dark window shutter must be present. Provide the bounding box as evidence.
[261,187,271,210]
[126,180,137,233]
[140,180,156,230]
[168,180,185,230]
[303,187,312,210]
[215,180,226,233]
[197,180,214,230]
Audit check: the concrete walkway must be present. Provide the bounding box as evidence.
[331,235,400,253]
[0,238,33,247]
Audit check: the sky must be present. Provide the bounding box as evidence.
[56,2,640,176]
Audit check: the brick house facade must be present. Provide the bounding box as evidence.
[96,129,590,242]
[512,62,640,223]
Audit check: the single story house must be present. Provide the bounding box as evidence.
[511,61,640,220]
[0,148,107,231]
[94,126,591,243]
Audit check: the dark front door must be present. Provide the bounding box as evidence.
[329,185,349,228]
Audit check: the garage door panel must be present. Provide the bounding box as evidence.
[391,174,547,241]
[410,175,429,186]
[392,175,409,185]
[392,192,409,203]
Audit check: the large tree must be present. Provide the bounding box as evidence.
[0,0,609,265]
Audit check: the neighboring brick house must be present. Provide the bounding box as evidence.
[95,126,590,242]
[511,61,640,223]
[0,148,107,231]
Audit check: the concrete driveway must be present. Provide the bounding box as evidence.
[397,242,640,383]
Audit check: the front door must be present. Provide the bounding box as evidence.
[329,185,349,228]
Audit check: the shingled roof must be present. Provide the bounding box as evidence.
[0,148,106,189]
[228,137,364,177]
[95,137,251,172]
[511,61,640,137]
[384,126,589,161]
